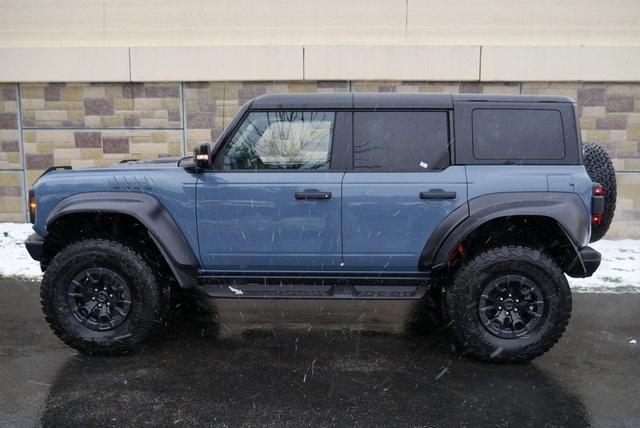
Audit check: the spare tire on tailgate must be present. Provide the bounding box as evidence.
[583,142,617,242]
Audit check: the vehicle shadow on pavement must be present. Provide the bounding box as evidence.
[41,294,590,426]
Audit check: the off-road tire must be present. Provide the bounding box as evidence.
[445,245,571,363]
[41,239,168,355]
[583,142,617,242]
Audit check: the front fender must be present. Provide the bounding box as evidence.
[46,192,199,288]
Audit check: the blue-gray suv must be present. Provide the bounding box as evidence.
[24,93,617,362]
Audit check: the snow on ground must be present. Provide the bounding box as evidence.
[569,239,640,292]
[1,223,43,279]
[1,222,639,292]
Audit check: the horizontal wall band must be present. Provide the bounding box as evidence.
[482,46,640,82]
[1,45,640,82]
[0,47,130,82]
[304,45,480,81]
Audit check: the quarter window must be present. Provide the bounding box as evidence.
[221,111,335,170]
[353,111,450,171]
[472,109,565,161]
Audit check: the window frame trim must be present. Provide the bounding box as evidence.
[453,101,579,166]
[209,108,345,173]
[470,107,566,161]
[348,108,453,173]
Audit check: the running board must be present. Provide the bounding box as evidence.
[203,283,428,300]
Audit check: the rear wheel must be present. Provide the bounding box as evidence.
[583,142,617,242]
[445,245,571,362]
[41,239,168,354]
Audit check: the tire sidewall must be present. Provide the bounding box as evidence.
[583,142,617,242]
[447,247,571,360]
[42,240,160,351]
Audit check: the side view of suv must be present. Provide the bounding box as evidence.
[24,93,616,362]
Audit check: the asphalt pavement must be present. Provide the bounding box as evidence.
[0,277,638,427]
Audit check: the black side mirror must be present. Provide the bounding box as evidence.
[194,143,212,169]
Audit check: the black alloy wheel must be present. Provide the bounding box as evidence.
[478,274,545,339]
[67,267,132,331]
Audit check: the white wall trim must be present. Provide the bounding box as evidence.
[0,47,130,82]
[481,46,640,82]
[1,45,640,82]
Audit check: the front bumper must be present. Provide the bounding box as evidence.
[566,245,602,278]
[24,233,44,261]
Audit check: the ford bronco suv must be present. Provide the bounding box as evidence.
[24,93,616,362]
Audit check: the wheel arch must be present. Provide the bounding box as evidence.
[420,192,592,277]
[44,192,199,288]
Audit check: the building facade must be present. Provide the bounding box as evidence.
[1,1,639,238]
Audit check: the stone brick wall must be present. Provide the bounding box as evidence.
[0,81,638,238]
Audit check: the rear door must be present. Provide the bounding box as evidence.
[197,110,349,272]
[341,110,468,272]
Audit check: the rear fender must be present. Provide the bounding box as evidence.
[420,192,590,270]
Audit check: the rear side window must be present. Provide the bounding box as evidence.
[353,111,449,171]
[472,109,565,161]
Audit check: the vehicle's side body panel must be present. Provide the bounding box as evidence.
[466,165,592,214]
[196,171,344,271]
[341,166,468,271]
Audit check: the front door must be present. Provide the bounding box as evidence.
[342,110,468,272]
[197,110,346,272]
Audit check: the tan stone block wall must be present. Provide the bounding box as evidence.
[0,80,638,239]
[0,84,20,169]
[0,170,24,222]
[20,83,181,129]
[23,129,182,186]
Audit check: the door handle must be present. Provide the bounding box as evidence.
[420,190,457,200]
[295,191,332,200]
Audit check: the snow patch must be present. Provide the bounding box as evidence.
[567,239,640,292]
[0,223,42,279]
[1,222,640,293]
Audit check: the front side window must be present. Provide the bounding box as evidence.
[353,111,450,171]
[220,111,335,170]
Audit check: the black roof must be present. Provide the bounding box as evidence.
[249,93,574,109]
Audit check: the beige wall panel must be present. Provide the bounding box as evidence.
[304,45,480,81]
[105,0,406,45]
[0,48,130,82]
[407,0,640,45]
[0,0,104,46]
[3,0,639,47]
[482,46,640,82]
[130,46,303,81]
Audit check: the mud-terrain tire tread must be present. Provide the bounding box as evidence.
[583,142,617,242]
[445,245,572,363]
[41,239,168,355]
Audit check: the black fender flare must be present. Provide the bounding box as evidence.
[420,192,591,270]
[46,192,199,288]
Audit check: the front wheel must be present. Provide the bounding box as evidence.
[445,245,571,362]
[41,239,168,355]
